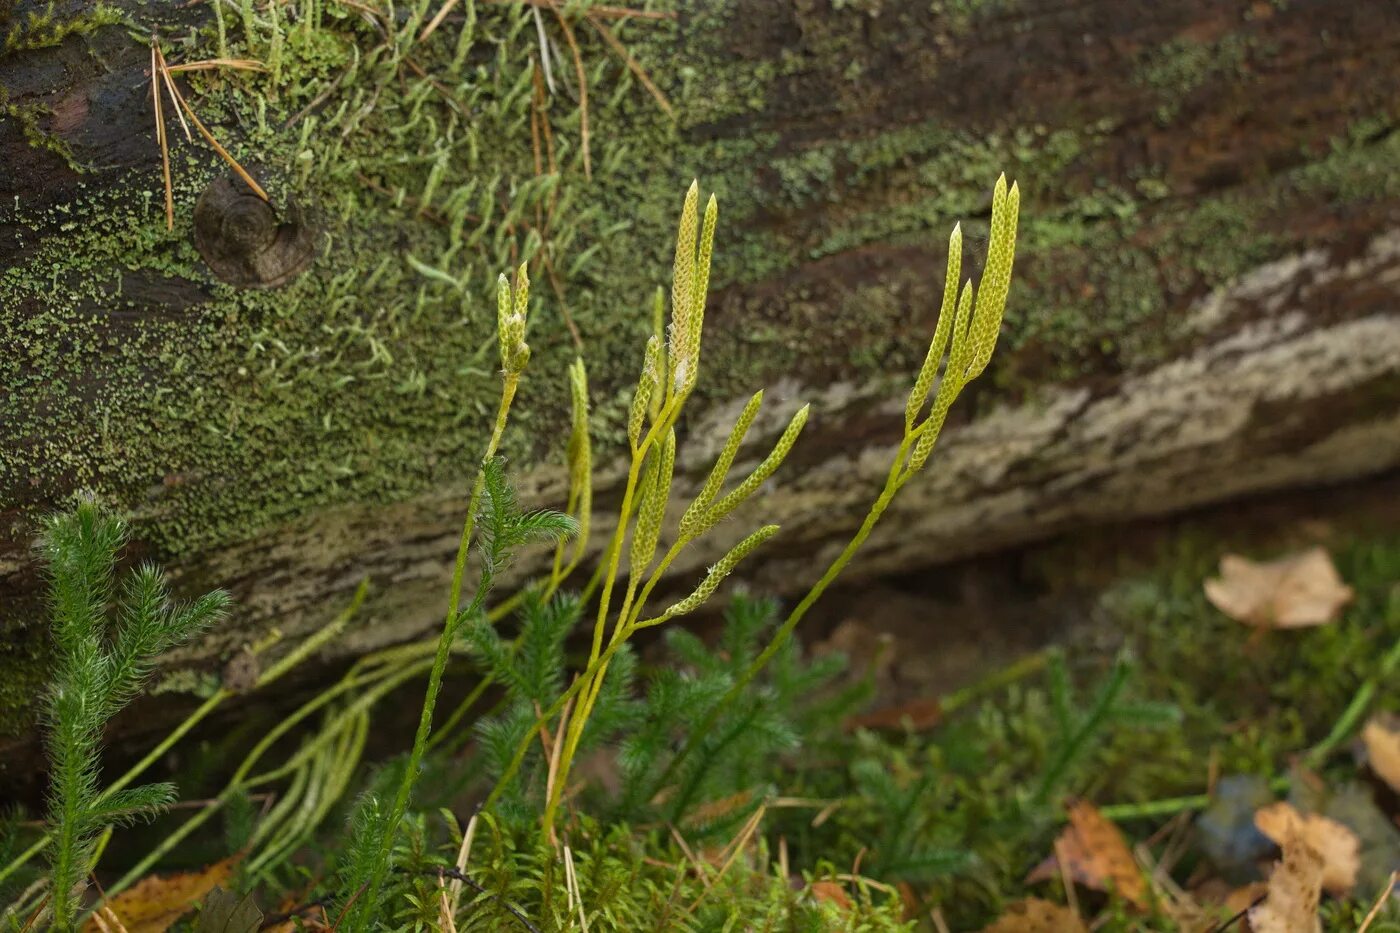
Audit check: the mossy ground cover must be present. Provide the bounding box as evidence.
[3,521,1394,930]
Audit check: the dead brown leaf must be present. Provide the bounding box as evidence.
[85,856,237,933]
[845,697,943,733]
[807,880,852,910]
[1247,829,1324,933]
[1224,880,1268,915]
[1204,548,1352,629]
[979,898,1088,932]
[1254,802,1359,896]
[1025,800,1150,910]
[1361,713,1400,794]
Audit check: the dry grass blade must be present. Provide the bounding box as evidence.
[538,243,583,349]
[533,7,557,95]
[548,3,591,179]
[150,41,174,231]
[563,844,589,932]
[1356,871,1397,933]
[585,14,673,118]
[685,804,766,914]
[418,0,463,43]
[154,44,269,202]
[542,693,576,843]
[166,58,267,73]
[483,0,675,20]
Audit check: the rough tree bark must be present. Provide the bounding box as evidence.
[1,0,1398,771]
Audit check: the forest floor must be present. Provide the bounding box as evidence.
[3,478,1399,932]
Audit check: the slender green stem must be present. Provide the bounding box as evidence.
[542,402,680,837]
[425,674,495,754]
[484,637,631,812]
[352,374,518,927]
[1098,776,1292,822]
[650,445,909,799]
[1303,630,1400,769]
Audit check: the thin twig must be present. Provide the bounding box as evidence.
[547,2,590,179]
[584,13,672,118]
[1204,892,1266,933]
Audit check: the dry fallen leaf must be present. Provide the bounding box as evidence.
[807,880,852,910]
[1361,714,1400,794]
[844,697,943,733]
[1025,800,1150,910]
[1223,880,1268,915]
[1203,548,1353,629]
[979,898,1088,932]
[86,856,238,933]
[1248,829,1324,933]
[1254,802,1359,896]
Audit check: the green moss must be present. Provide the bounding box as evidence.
[1134,34,1253,124]
[3,1,123,52]
[1,1,687,558]
[0,92,80,169]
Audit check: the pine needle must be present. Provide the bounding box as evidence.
[155,43,269,202]
[1357,871,1397,933]
[484,0,675,19]
[417,0,463,43]
[156,47,193,142]
[538,241,583,350]
[585,13,673,119]
[166,58,267,73]
[150,41,174,231]
[548,3,590,179]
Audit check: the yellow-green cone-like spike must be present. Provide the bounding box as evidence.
[655,524,780,622]
[630,429,676,583]
[679,390,764,540]
[904,222,963,429]
[701,404,810,532]
[628,336,661,449]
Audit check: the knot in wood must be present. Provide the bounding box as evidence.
[193,174,319,288]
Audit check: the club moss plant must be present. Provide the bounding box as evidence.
[5,173,1020,928]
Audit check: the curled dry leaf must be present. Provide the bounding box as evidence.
[1203,548,1352,629]
[1025,800,1150,910]
[979,898,1088,932]
[1248,830,1324,933]
[85,856,238,933]
[1254,802,1360,896]
[807,880,852,910]
[1361,713,1400,794]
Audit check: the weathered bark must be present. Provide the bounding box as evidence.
[1,0,1398,769]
